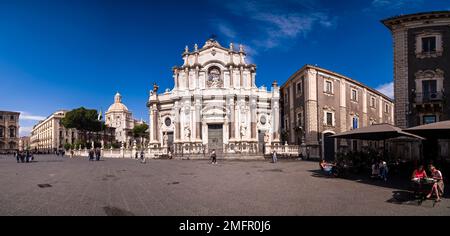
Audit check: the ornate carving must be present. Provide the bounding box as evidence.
[415,69,444,80]
[207,67,223,88]
[240,123,247,138]
[184,126,191,139]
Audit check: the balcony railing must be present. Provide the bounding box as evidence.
[414,92,444,104]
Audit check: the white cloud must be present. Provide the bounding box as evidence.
[369,0,424,10]
[17,111,46,121]
[220,0,336,50]
[217,22,237,40]
[376,82,394,99]
[19,126,33,137]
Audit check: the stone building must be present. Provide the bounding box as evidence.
[0,111,20,153]
[30,110,79,152]
[280,65,394,160]
[105,92,146,146]
[382,11,450,160]
[31,110,116,152]
[19,136,30,151]
[147,38,280,158]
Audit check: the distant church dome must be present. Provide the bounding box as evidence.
[107,92,129,112]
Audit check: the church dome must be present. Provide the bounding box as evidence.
[107,92,129,112]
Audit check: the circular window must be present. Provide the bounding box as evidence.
[260,115,267,125]
[164,117,172,127]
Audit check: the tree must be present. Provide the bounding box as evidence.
[132,123,149,146]
[61,107,102,144]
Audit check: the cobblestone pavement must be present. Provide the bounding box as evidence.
[0,154,449,216]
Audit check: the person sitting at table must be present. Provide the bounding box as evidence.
[411,165,427,180]
[426,165,444,202]
[320,160,336,176]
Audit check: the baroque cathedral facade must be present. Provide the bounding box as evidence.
[147,39,280,157]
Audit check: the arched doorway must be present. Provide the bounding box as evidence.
[323,132,335,162]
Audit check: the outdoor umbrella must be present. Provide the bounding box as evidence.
[405,120,450,139]
[330,123,425,141]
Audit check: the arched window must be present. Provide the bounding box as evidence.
[207,67,222,88]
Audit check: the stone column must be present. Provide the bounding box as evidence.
[228,96,235,140]
[229,66,234,88]
[174,102,181,142]
[392,27,409,128]
[271,81,280,142]
[250,96,257,140]
[195,98,202,141]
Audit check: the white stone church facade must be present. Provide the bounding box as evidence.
[147,39,280,157]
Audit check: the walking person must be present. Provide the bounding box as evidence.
[168,150,173,160]
[25,150,30,163]
[95,148,101,161]
[70,150,74,159]
[210,149,217,164]
[140,149,146,164]
[88,149,94,161]
[15,151,19,163]
[379,160,388,181]
[272,151,277,163]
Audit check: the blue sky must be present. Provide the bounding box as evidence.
[0,0,449,136]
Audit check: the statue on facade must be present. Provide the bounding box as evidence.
[184,126,191,139]
[163,132,169,146]
[152,83,159,94]
[240,123,247,139]
[264,131,270,143]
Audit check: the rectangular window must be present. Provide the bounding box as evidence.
[325,81,333,94]
[10,115,14,121]
[0,116,3,120]
[370,97,376,108]
[297,113,302,126]
[351,89,358,101]
[296,82,302,94]
[385,104,389,113]
[9,127,15,138]
[0,127,3,138]
[326,112,333,126]
[352,117,359,129]
[423,115,436,125]
[422,37,436,53]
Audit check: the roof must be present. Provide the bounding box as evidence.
[107,92,130,113]
[406,120,450,139]
[281,64,394,102]
[382,11,450,30]
[330,123,424,141]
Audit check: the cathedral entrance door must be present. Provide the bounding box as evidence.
[208,124,223,154]
[167,132,174,151]
[258,131,265,154]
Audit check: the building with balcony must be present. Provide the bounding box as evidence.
[382,11,450,127]
[0,111,20,153]
[382,11,450,161]
[280,65,394,160]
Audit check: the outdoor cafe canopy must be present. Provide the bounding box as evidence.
[405,120,450,139]
[329,123,425,141]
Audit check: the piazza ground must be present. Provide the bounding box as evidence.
[0,155,448,216]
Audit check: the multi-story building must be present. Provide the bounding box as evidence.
[382,11,450,161]
[280,65,394,160]
[30,110,116,152]
[19,136,30,151]
[30,110,79,152]
[0,111,20,153]
[105,92,146,147]
[382,11,450,128]
[147,38,280,157]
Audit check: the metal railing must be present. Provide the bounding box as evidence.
[414,92,444,104]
